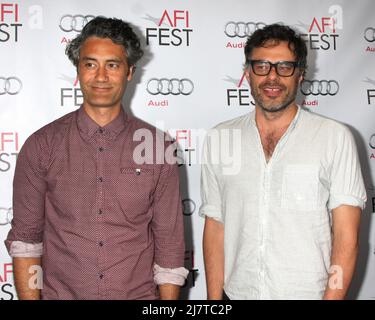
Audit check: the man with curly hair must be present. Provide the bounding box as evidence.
[6,16,188,300]
[201,24,366,300]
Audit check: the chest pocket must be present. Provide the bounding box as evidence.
[281,164,319,211]
[116,166,155,215]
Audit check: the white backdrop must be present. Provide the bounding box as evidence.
[0,0,374,300]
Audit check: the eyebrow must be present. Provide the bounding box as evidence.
[81,56,124,63]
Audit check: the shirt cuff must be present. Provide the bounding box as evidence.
[153,263,189,286]
[198,204,223,223]
[328,194,366,211]
[9,241,43,258]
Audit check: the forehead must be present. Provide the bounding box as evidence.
[79,36,127,60]
[251,40,296,61]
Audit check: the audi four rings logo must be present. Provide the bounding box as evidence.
[369,134,375,149]
[0,207,13,226]
[224,22,266,38]
[147,78,194,95]
[182,199,196,216]
[0,77,22,95]
[364,27,375,42]
[300,80,339,96]
[59,14,95,32]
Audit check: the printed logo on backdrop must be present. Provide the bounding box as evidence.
[364,27,375,52]
[369,133,375,160]
[183,250,198,288]
[367,185,375,214]
[134,124,241,173]
[168,129,196,167]
[0,207,12,226]
[0,211,15,299]
[0,263,15,300]
[0,132,19,173]
[182,198,196,216]
[224,21,266,49]
[300,79,339,107]
[364,78,375,105]
[181,199,198,290]
[146,78,194,107]
[224,72,255,107]
[59,14,95,44]
[59,74,83,107]
[0,76,22,95]
[0,3,42,42]
[296,5,343,51]
[0,3,21,42]
[162,128,207,167]
[144,10,192,46]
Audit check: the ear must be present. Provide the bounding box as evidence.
[244,67,251,82]
[127,65,135,81]
[298,71,304,85]
[74,75,79,87]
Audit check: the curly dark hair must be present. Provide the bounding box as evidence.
[66,16,144,68]
[244,23,307,72]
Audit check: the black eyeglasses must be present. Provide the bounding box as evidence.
[249,60,299,77]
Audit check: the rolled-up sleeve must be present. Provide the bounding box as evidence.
[9,241,43,258]
[198,132,223,223]
[328,126,367,211]
[5,133,47,254]
[153,263,189,286]
[151,156,185,269]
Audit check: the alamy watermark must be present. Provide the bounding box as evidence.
[132,124,242,175]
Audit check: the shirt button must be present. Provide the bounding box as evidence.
[99,274,104,279]
[99,147,104,152]
[98,177,103,182]
[98,209,103,215]
[99,241,104,247]
[99,128,104,134]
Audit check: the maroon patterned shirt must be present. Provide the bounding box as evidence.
[5,106,185,299]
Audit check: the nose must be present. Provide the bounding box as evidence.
[95,65,108,82]
[266,65,279,80]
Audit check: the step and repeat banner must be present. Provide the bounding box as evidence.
[1,0,374,299]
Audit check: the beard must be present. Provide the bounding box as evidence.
[250,78,299,113]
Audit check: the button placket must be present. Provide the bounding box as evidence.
[259,164,271,298]
[95,133,107,296]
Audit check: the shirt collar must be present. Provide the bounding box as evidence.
[249,105,302,130]
[76,105,127,140]
[288,105,302,130]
